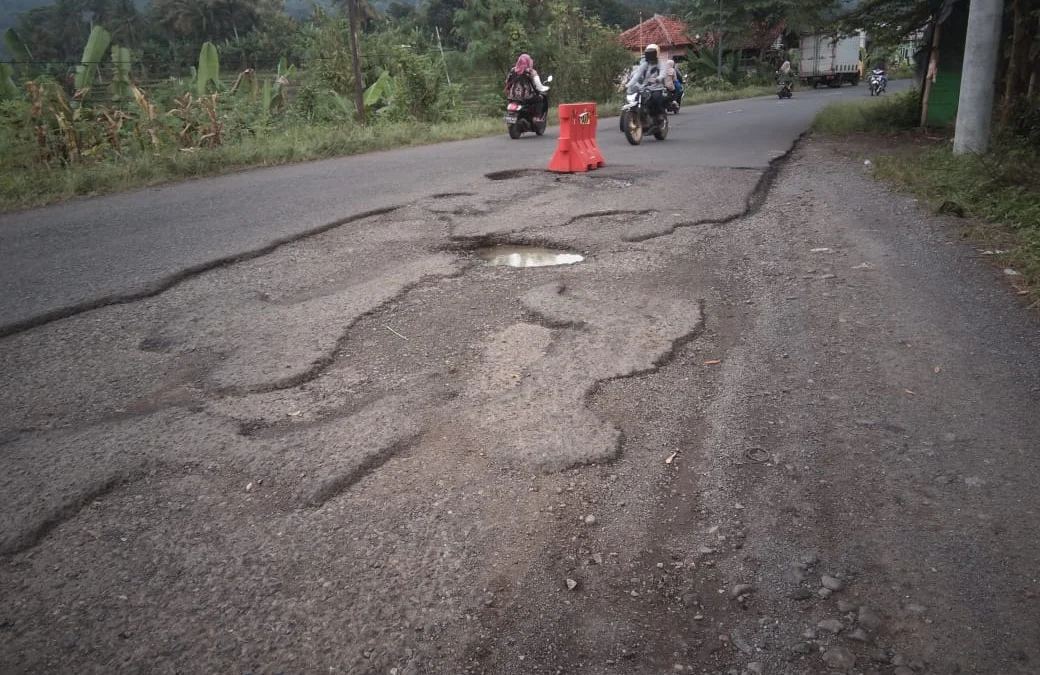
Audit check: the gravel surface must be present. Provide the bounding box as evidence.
[1,133,1037,675]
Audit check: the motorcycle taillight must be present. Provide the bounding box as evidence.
[507,103,520,111]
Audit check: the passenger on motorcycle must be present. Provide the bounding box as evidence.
[626,44,667,118]
[664,59,684,96]
[505,53,550,122]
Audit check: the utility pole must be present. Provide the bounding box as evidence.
[347,0,366,126]
[717,0,723,79]
[953,0,1004,154]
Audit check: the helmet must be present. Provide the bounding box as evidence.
[644,44,660,63]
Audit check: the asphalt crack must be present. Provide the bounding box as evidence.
[623,132,808,243]
[0,206,403,340]
[0,464,155,556]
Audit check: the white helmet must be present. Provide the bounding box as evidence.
[645,43,660,58]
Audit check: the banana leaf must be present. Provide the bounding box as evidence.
[110,45,133,102]
[0,63,18,100]
[363,70,394,107]
[197,42,220,96]
[74,26,112,93]
[4,28,33,77]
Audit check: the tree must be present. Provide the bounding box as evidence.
[579,0,638,29]
[421,0,465,48]
[832,0,933,45]
[453,0,542,73]
[18,0,90,63]
[675,0,840,56]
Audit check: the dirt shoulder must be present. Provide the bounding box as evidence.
[1,136,1037,675]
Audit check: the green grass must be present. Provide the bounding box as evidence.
[0,117,504,211]
[683,85,776,106]
[0,85,777,211]
[813,90,1040,305]
[874,144,1040,298]
[812,89,921,134]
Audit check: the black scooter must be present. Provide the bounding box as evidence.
[504,75,553,139]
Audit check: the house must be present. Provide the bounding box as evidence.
[619,14,698,62]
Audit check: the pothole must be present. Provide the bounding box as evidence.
[486,169,541,181]
[475,245,584,268]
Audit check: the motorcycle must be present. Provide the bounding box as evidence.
[620,86,668,145]
[869,69,887,96]
[666,86,684,114]
[777,80,793,99]
[504,75,552,139]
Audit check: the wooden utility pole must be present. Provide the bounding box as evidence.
[919,22,942,127]
[347,0,366,126]
[717,0,723,79]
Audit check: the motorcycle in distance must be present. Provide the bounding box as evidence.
[869,69,887,96]
[504,75,553,139]
[777,80,793,99]
[620,86,668,145]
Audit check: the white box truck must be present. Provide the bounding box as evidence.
[799,33,863,88]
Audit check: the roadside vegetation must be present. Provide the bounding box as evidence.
[813,90,1040,305]
[0,0,816,211]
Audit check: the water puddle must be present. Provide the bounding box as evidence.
[475,245,584,268]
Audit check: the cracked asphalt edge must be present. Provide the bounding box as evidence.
[0,206,403,340]
[624,131,808,243]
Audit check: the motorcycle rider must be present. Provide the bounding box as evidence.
[777,60,794,89]
[870,59,888,92]
[664,59,684,107]
[626,43,667,120]
[505,53,550,122]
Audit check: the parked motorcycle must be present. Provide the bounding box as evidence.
[777,80,793,99]
[504,75,552,139]
[620,86,668,145]
[868,69,887,96]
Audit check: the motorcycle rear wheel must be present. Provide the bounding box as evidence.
[652,114,668,141]
[534,119,547,136]
[508,123,522,139]
[622,110,643,145]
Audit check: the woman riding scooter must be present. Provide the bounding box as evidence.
[776,60,794,99]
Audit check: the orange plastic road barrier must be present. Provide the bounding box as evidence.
[548,103,605,173]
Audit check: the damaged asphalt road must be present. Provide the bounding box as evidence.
[2,85,1039,674]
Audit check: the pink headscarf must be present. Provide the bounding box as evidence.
[513,54,533,74]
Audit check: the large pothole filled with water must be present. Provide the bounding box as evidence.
[475,245,584,268]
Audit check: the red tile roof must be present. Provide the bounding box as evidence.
[619,15,697,51]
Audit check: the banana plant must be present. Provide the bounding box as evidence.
[331,92,354,119]
[196,42,220,96]
[270,57,296,110]
[0,63,18,100]
[109,45,133,102]
[4,28,34,79]
[363,70,395,108]
[74,26,112,96]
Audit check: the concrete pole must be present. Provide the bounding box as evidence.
[953,0,1005,155]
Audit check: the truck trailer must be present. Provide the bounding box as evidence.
[799,33,863,88]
